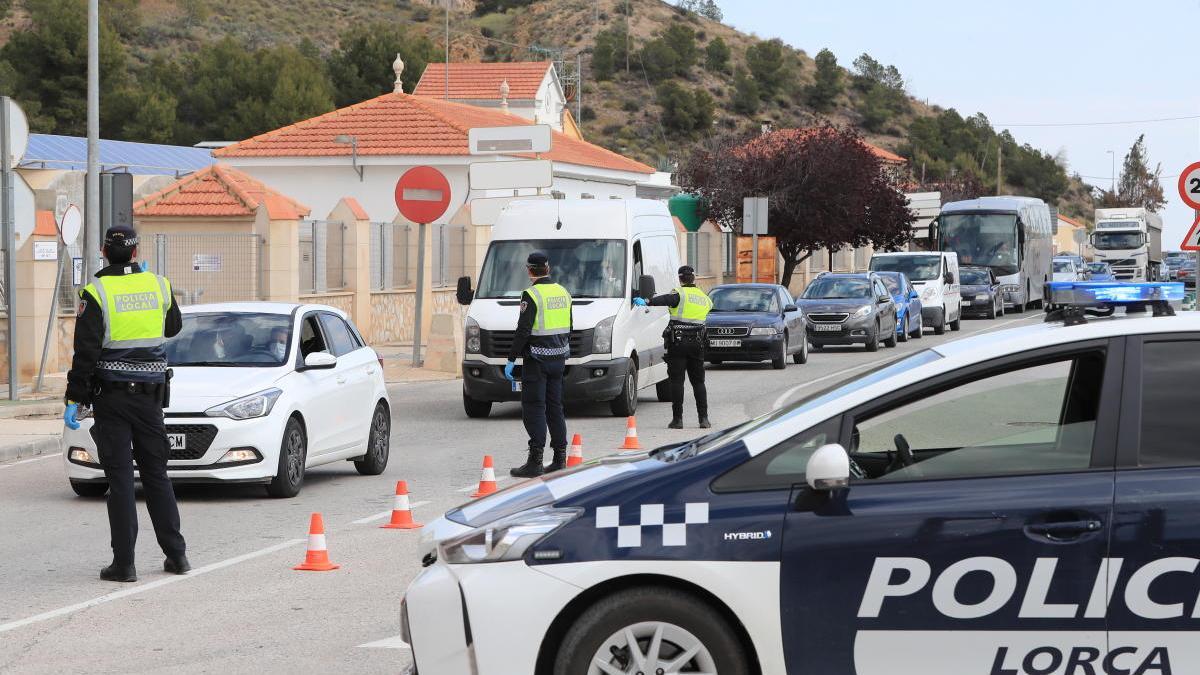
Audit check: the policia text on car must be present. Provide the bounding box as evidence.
[504,251,573,477]
[637,265,713,429]
[64,226,190,583]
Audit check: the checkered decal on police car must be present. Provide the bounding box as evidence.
[594,503,709,548]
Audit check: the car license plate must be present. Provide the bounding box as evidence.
[813,324,842,332]
[709,339,741,347]
[167,433,186,450]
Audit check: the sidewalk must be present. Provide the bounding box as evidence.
[375,344,461,384]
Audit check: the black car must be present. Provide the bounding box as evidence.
[704,283,807,369]
[959,265,1004,319]
[797,272,898,352]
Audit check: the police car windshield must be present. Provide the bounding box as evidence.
[681,350,944,457]
[166,313,293,367]
[476,240,627,299]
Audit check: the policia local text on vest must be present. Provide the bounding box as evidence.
[638,266,713,429]
[64,226,189,583]
[504,251,573,478]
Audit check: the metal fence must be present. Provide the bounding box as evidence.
[300,220,345,294]
[432,223,468,288]
[149,233,262,305]
[686,231,717,277]
[369,222,416,290]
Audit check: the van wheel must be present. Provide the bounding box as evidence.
[267,418,306,498]
[655,379,671,403]
[70,480,108,498]
[463,390,492,418]
[949,313,961,331]
[933,310,946,335]
[353,402,390,476]
[610,365,638,417]
[554,586,750,675]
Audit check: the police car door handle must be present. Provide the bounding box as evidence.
[1025,519,1102,540]
[336,376,347,385]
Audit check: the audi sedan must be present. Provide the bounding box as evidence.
[62,303,391,498]
[798,273,898,352]
[704,284,807,369]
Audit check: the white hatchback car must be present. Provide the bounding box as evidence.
[63,302,391,498]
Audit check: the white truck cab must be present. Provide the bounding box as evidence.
[869,251,962,334]
[456,199,679,418]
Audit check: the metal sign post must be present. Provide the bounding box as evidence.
[395,166,454,367]
[1,98,16,400]
[35,205,81,392]
[743,197,768,284]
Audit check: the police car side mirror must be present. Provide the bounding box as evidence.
[637,275,656,301]
[300,351,337,371]
[806,443,850,491]
[456,276,474,306]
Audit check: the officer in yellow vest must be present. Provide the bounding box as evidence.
[634,265,713,429]
[64,226,188,582]
[504,251,572,477]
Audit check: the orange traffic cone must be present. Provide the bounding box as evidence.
[380,480,423,530]
[470,455,498,498]
[567,433,584,467]
[620,416,642,450]
[293,512,340,571]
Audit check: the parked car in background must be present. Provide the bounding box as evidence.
[798,273,897,352]
[63,303,391,499]
[1052,257,1084,282]
[1178,259,1197,287]
[1165,251,1189,280]
[704,284,807,369]
[873,271,923,342]
[1085,261,1116,281]
[958,265,1004,319]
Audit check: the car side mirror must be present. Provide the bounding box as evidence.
[909,290,919,300]
[300,351,337,371]
[806,443,851,491]
[876,296,889,304]
[783,303,798,313]
[456,276,474,306]
[637,274,656,301]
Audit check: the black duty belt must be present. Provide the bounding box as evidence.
[98,381,163,396]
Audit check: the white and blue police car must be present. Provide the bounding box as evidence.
[403,282,1195,675]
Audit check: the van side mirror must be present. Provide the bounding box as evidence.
[943,272,953,285]
[806,443,850,490]
[637,275,656,300]
[456,276,474,305]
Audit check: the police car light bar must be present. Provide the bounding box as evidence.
[1045,281,1184,326]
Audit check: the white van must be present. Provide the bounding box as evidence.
[868,251,962,334]
[456,199,679,418]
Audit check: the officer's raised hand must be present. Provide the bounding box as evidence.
[503,361,516,381]
[63,401,80,430]
[632,297,648,307]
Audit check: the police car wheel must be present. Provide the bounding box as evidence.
[70,480,108,498]
[267,417,306,498]
[353,402,390,476]
[555,587,749,675]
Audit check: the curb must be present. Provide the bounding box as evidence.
[0,436,60,464]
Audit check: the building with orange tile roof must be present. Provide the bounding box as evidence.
[413,61,570,133]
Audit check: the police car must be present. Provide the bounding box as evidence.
[403,282,1194,675]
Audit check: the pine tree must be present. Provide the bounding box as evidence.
[704,37,730,73]
[732,69,759,115]
[745,39,786,99]
[1100,135,1166,212]
[662,23,698,75]
[807,48,842,111]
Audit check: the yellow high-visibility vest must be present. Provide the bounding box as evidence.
[670,286,712,324]
[81,272,172,349]
[527,283,572,336]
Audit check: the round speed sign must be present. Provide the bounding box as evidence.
[1178,161,1200,210]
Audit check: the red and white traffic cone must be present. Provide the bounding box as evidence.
[567,433,584,467]
[293,512,340,571]
[380,480,422,530]
[620,416,642,450]
[470,455,498,498]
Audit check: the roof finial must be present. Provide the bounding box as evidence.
[499,79,510,112]
[392,53,405,93]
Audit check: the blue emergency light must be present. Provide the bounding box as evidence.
[1045,281,1184,325]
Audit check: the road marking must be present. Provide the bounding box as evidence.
[0,538,305,635]
[0,453,58,469]
[351,501,430,525]
[358,634,411,649]
[771,314,1042,410]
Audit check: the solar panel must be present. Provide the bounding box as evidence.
[17,134,215,176]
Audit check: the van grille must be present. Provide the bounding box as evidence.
[481,329,592,358]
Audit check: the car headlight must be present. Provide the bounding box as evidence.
[465,317,481,354]
[438,506,582,564]
[921,287,937,302]
[749,326,780,335]
[593,315,616,354]
[205,388,283,420]
[851,305,872,318]
[975,293,990,302]
[1001,284,1020,293]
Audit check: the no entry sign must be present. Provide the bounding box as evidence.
[1178,162,1200,250]
[395,166,451,224]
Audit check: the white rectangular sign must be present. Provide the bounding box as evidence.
[192,254,222,272]
[470,195,552,226]
[743,196,769,235]
[468,125,552,155]
[33,241,57,261]
[72,257,83,285]
[469,159,553,191]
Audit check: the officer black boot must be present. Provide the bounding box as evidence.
[164,554,191,575]
[100,562,137,583]
[699,416,712,429]
[668,417,683,429]
[510,447,545,478]
[546,448,567,473]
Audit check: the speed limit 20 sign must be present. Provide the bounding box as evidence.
[1177,161,1200,250]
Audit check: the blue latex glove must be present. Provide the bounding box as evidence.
[64,403,80,430]
[503,362,516,381]
[632,297,648,307]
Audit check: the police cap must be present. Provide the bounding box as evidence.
[104,226,139,249]
[678,265,696,276]
[527,251,550,268]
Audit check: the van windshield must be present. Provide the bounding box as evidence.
[870,255,941,282]
[476,239,627,299]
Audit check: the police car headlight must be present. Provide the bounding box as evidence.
[439,506,581,564]
[851,305,872,318]
[592,316,616,354]
[749,326,780,335]
[465,318,481,354]
[206,388,283,420]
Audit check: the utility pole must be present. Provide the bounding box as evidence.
[84,0,100,283]
[576,52,583,127]
[1107,149,1116,194]
[444,0,450,99]
[624,0,630,73]
[1,99,15,400]
[996,146,1003,196]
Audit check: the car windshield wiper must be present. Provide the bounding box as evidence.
[170,361,251,367]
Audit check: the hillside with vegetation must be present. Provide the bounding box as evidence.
[0,0,1096,220]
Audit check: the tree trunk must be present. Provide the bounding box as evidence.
[779,250,813,289]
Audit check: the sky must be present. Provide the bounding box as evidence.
[721,0,1200,247]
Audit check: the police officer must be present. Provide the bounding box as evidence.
[504,251,572,477]
[64,226,188,582]
[635,265,712,429]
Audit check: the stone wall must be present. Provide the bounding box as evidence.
[55,314,75,373]
[369,290,415,344]
[299,292,355,315]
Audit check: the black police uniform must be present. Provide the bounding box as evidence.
[648,267,710,429]
[508,252,572,477]
[66,227,188,582]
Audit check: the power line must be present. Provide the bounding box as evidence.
[998,114,1200,128]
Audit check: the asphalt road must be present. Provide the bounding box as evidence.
[0,311,1044,674]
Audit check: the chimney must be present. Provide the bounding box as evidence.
[392,53,405,93]
[760,119,773,135]
[499,79,510,113]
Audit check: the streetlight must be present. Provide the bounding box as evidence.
[1106,149,1115,193]
[333,135,364,182]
